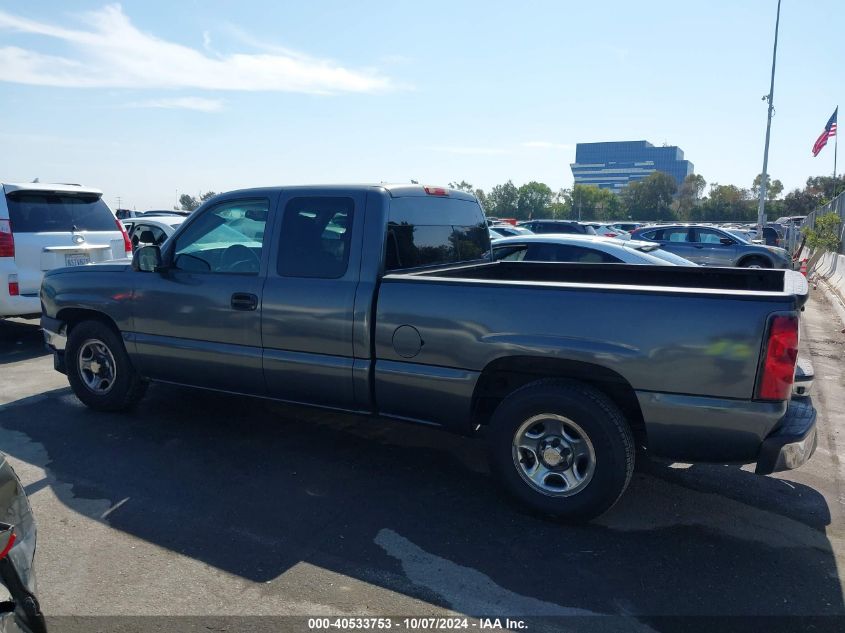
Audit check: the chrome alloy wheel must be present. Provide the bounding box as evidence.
[77,339,117,394]
[512,414,596,496]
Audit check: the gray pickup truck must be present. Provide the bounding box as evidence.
[40,184,817,521]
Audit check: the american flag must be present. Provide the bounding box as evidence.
[812,107,838,157]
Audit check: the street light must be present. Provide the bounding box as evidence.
[756,0,782,237]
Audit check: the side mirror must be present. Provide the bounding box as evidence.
[719,238,734,245]
[132,245,163,272]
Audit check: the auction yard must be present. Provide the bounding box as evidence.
[0,288,844,630]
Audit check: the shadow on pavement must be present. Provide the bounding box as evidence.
[0,382,842,618]
[0,318,48,365]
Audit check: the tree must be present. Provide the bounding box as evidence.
[177,191,217,212]
[676,174,706,220]
[805,175,845,204]
[486,180,519,217]
[692,184,754,222]
[448,180,475,193]
[178,194,200,212]
[474,188,488,209]
[782,188,821,216]
[752,174,784,201]
[516,181,554,220]
[622,171,677,220]
[803,212,842,253]
[565,185,621,220]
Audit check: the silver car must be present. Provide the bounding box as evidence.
[631,224,792,268]
[491,234,696,265]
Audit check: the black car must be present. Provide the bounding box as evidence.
[518,220,597,235]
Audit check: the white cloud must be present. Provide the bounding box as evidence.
[127,97,224,112]
[0,4,392,94]
[521,141,574,150]
[424,146,509,156]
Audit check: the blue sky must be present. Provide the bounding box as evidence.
[0,0,842,210]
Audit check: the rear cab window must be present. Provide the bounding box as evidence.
[5,192,116,232]
[386,196,489,271]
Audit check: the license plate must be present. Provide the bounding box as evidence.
[65,253,91,267]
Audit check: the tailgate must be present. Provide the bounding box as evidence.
[13,232,123,295]
[3,188,124,295]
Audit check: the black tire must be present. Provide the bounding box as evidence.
[66,319,148,411]
[487,379,634,522]
[740,257,771,268]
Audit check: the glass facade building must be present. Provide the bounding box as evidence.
[570,140,694,194]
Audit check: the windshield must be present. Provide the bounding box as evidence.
[5,192,116,232]
[727,230,751,244]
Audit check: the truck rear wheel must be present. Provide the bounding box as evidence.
[487,379,634,522]
[66,320,148,411]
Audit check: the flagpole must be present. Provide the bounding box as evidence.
[757,0,781,237]
[834,111,839,198]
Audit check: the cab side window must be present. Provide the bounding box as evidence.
[277,197,354,279]
[172,199,268,274]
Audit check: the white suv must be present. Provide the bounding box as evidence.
[1,182,131,318]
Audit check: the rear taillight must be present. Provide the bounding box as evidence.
[7,274,19,296]
[0,219,14,258]
[605,232,618,238]
[756,315,799,401]
[423,185,449,196]
[115,218,132,256]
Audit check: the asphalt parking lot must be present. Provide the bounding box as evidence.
[1,291,845,631]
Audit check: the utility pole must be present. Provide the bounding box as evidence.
[757,0,782,237]
[116,196,122,209]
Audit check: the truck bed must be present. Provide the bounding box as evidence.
[375,260,807,458]
[393,261,808,304]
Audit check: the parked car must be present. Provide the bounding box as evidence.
[610,222,643,233]
[726,228,756,243]
[775,215,806,226]
[488,224,533,238]
[0,182,132,318]
[739,223,784,248]
[41,184,816,521]
[631,224,793,268]
[518,220,597,235]
[115,209,143,220]
[0,452,47,633]
[142,210,191,218]
[581,222,631,240]
[492,234,696,266]
[123,216,188,250]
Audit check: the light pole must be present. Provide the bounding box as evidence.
[757,0,782,237]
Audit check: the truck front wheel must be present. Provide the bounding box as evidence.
[66,320,148,411]
[487,379,634,522]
